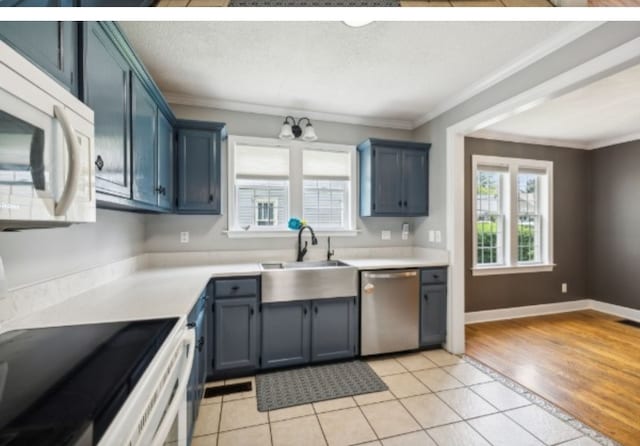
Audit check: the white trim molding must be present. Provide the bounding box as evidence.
[472,264,554,276]
[465,299,640,324]
[469,129,589,150]
[590,300,640,322]
[166,92,414,131]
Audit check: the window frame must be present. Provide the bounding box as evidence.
[227,135,357,238]
[471,155,554,276]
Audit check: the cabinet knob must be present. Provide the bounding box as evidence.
[424,293,429,301]
[231,285,239,291]
[209,194,214,203]
[314,306,318,315]
[403,200,408,207]
[95,155,104,171]
[250,308,254,316]
[398,200,402,207]
[303,307,308,316]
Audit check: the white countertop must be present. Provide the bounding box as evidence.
[3,254,447,332]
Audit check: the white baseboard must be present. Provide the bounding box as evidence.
[465,298,640,324]
[465,300,590,324]
[589,300,640,323]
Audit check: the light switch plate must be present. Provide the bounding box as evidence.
[435,230,442,243]
[428,230,435,242]
[401,223,409,241]
[381,230,391,241]
[562,283,568,293]
[180,232,189,244]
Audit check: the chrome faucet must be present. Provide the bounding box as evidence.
[297,225,318,262]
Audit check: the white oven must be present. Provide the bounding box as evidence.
[99,323,196,446]
[0,40,95,231]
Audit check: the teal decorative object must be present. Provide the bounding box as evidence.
[288,218,302,230]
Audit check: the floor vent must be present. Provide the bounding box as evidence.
[204,381,252,399]
[617,319,640,328]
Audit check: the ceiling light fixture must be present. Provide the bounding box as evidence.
[343,20,374,28]
[279,116,318,142]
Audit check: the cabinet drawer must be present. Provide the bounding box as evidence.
[421,268,447,285]
[215,278,258,298]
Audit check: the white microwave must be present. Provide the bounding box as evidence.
[0,40,95,231]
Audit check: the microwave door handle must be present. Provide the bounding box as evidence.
[149,327,196,446]
[53,105,80,216]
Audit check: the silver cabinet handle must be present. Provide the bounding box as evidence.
[53,105,80,216]
[364,271,417,279]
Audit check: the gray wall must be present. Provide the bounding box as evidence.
[412,22,640,250]
[144,104,419,253]
[464,138,590,312]
[588,139,640,311]
[0,209,145,289]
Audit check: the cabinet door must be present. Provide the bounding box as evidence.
[311,297,357,363]
[214,298,258,371]
[402,149,428,215]
[131,74,158,206]
[84,22,131,198]
[420,285,447,347]
[261,301,310,369]
[372,146,403,215]
[177,129,220,213]
[0,21,76,92]
[156,112,173,210]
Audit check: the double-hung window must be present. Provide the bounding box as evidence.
[472,155,553,275]
[228,136,356,236]
[233,143,290,230]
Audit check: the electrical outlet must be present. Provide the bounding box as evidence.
[429,230,435,242]
[562,283,568,294]
[435,230,442,243]
[180,232,189,244]
[381,230,391,241]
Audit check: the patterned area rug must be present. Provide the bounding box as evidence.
[256,360,387,412]
[230,0,399,6]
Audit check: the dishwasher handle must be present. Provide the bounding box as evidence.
[364,271,417,280]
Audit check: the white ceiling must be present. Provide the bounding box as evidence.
[473,63,640,149]
[119,21,583,129]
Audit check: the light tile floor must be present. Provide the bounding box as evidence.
[194,349,616,446]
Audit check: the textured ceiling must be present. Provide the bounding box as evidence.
[120,21,576,127]
[478,63,640,148]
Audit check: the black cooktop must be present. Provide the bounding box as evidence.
[0,318,178,446]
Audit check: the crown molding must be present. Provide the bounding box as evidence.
[166,22,603,133]
[469,129,589,150]
[411,22,605,130]
[587,131,640,150]
[164,92,415,131]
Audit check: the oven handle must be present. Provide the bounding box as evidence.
[53,105,80,216]
[150,327,196,446]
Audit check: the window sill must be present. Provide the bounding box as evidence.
[224,229,361,239]
[471,264,555,276]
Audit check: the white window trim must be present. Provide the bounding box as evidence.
[471,155,554,276]
[227,135,357,238]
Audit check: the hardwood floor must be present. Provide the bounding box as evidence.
[466,310,640,446]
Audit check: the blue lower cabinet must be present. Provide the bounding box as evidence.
[311,297,358,362]
[261,301,311,369]
[214,297,259,371]
[420,284,447,347]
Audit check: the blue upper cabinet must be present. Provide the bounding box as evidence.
[358,138,431,217]
[156,112,174,211]
[0,0,73,4]
[83,22,131,199]
[0,21,77,93]
[131,74,158,206]
[176,121,225,214]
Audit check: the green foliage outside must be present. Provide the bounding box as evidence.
[476,221,536,264]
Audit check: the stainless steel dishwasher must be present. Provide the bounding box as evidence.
[360,269,420,356]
